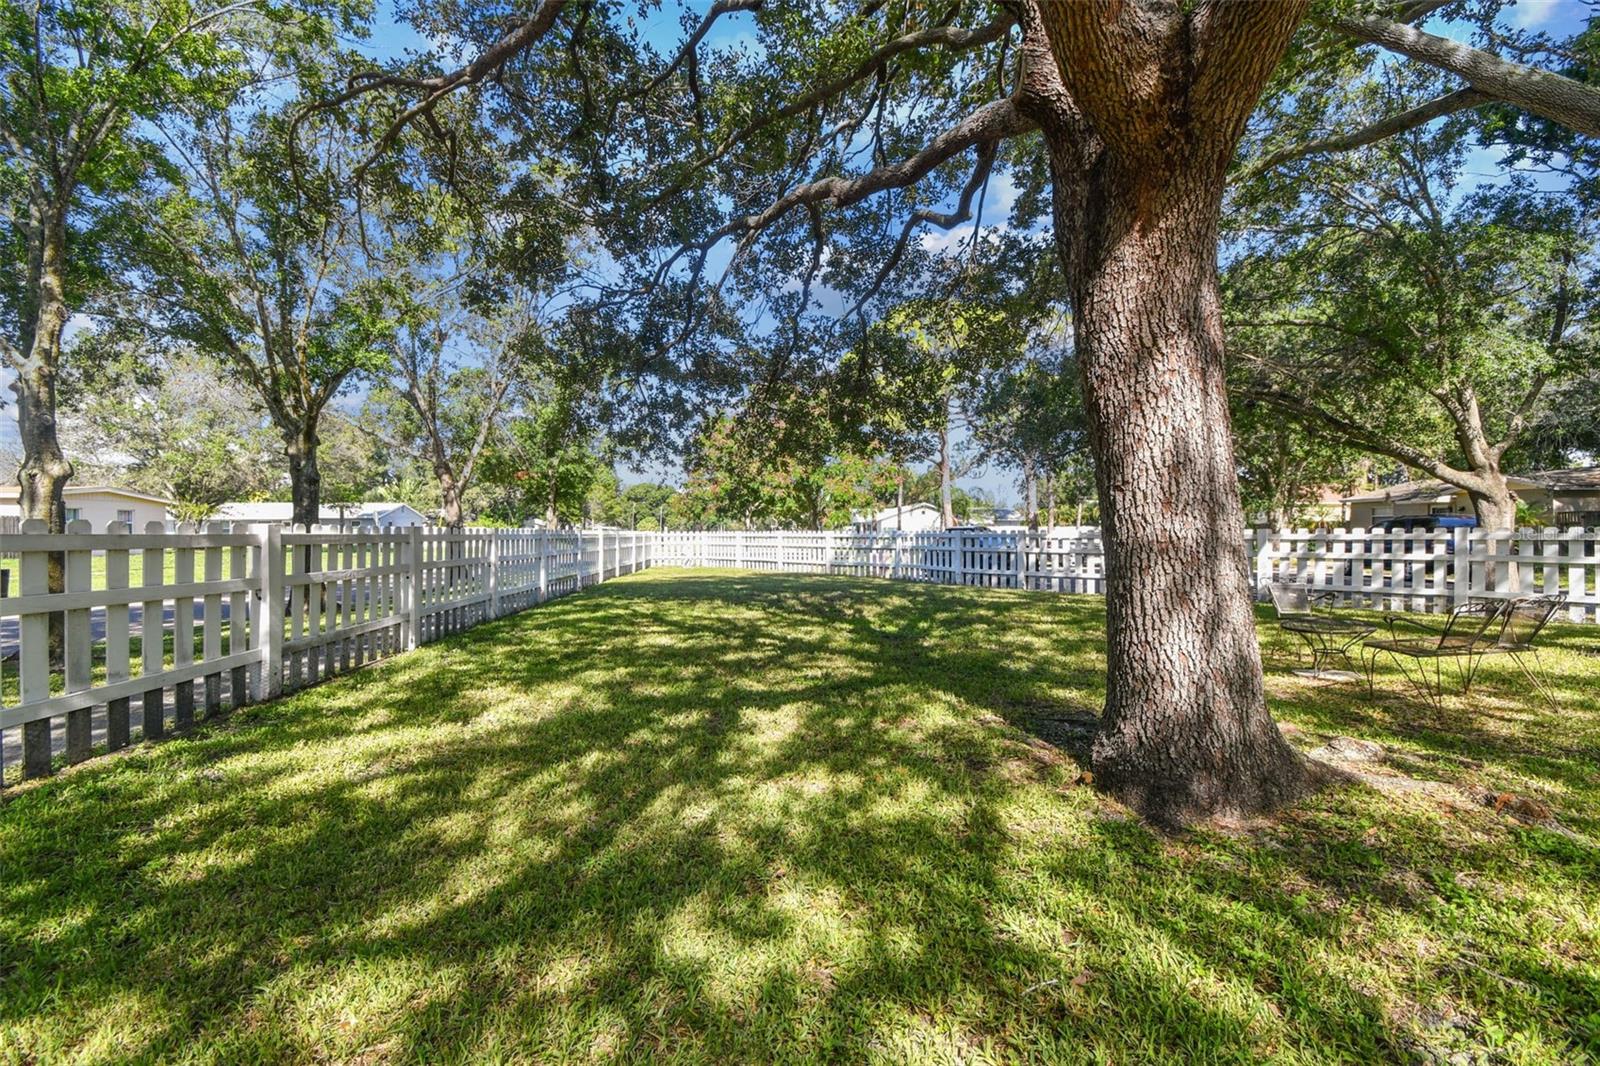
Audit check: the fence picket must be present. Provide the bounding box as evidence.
[105,522,132,751]
[142,522,166,740]
[202,523,224,718]
[173,530,196,731]
[18,520,52,779]
[63,520,93,763]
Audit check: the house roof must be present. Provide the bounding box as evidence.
[1343,468,1600,505]
[1341,476,1544,505]
[215,501,422,522]
[0,484,173,505]
[1528,466,1600,492]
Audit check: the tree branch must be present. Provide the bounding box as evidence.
[1323,11,1600,138]
[297,0,567,181]
[646,11,1015,208]
[1248,386,1480,489]
[1241,87,1489,180]
[635,0,763,99]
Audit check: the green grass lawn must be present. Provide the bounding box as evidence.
[3,570,1597,1063]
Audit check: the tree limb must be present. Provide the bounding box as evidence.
[635,0,763,99]
[1323,11,1600,138]
[1241,87,1489,180]
[1248,386,1482,490]
[646,11,1015,208]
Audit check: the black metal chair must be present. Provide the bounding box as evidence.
[1475,594,1566,708]
[1268,583,1374,676]
[1360,600,1507,708]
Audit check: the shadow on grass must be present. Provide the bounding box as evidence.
[2,570,1596,1061]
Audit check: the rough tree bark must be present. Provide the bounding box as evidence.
[1023,0,1316,823]
[284,425,323,530]
[12,206,74,532]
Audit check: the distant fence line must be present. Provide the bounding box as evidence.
[651,526,1600,623]
[4,522,1596,787]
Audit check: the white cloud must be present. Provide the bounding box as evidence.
[1507,1,1559,30]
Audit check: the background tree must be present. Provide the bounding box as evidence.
[0,0,317,529]
[375,292,533,528]
[58,340,281,517]
[148,63,473,527]
[1228,85,1594,529]
[1230,397,1368,528]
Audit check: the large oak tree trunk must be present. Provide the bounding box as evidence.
[1070,159,1308,823]
[1024,0,1315,823]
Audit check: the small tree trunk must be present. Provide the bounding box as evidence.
[1467,478,1516,530]
[1022,457,1038,526]
[896,476,905,531]
[939,403,955,528]
[12,243,73,666]
[437,465,465,530]
[284,427,322,530]
[1045,474,1057,530]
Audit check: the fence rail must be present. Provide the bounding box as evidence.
[5,522,1596,787]
[0,522,656,786]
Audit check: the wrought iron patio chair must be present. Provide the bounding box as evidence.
[1474,594,1567,709]
[1268,583,1374,676]
[1360,600,1507,709]
[1267,582,1336,620]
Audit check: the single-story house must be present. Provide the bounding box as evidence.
[851,502,944,533]
[1341,467,1600,527]
[0,485,173,531]
[213,500,429,530]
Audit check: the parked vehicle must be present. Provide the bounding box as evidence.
[1377,515,1477,533]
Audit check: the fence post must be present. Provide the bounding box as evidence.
[1014,531,1026,590]
[488,529,501,618]
[261,524,285,698]
[953,530,965,586]
[1452,526,1471,609]
[406,525,423,648]
[537,529,548,602]
[825,530,836,575]
[1253,528,1273,600]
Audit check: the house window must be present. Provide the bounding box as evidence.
[117,509,134,527]
[64,507,81,523]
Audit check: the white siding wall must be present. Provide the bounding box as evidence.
[63,494,168,531]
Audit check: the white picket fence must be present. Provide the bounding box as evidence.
[5,521,1596,786]
[654,526,1600,623]
[0,521,656,786]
